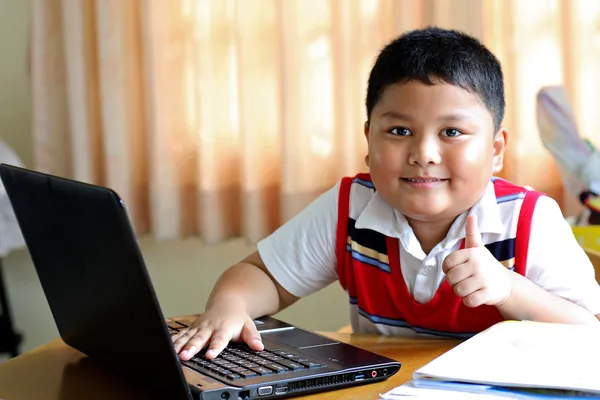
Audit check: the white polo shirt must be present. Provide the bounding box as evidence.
[257,179,600,323]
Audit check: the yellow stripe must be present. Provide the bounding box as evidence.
[347,237,389,264]
[499,257,515,269]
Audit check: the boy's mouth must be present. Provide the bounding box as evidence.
[402,177,448,183]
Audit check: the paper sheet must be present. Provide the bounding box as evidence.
[412,321,600,393]
[380,380,600,400]
[380,381,514,399]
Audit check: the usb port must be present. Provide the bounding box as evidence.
[354,373,365,381]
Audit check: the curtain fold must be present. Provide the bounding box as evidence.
[30,0,598,243]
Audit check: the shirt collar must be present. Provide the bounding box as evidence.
[354,181,505,241]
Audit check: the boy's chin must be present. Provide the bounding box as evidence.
[400,204,457,223]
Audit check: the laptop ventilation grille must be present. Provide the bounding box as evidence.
[287,373,355,392]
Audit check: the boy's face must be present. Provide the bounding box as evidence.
[365,81,506,224]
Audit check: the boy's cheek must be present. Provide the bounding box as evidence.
[369,144,407,169]
[450,142,490,164]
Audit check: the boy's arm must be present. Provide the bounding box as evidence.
[208,178,343,317]
[174,253,298,360]
[174,181,340,360]
[205,251,299,319]
[498,196,600,324]
[496,273,599,324]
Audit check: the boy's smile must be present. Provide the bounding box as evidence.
[401,176,449,189]
[364,80,506,229]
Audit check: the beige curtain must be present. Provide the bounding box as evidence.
[481,0,599,217]
[30,0,596,243]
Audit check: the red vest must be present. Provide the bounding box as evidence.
[335,173,543,337]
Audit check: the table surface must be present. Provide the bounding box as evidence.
[0,316,461,400]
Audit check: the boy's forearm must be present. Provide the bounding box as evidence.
[205,262,284,319]
[496,272,599,324]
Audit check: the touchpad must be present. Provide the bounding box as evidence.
[262,328,338,349]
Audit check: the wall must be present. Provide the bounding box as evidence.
[0,0,33,167]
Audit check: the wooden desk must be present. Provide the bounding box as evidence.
[0,318,460,400]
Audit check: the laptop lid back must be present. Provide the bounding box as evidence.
[0,164,191,400]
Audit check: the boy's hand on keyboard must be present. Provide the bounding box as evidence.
[172,304,264,361]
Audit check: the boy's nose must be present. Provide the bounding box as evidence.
[408,135,441,166]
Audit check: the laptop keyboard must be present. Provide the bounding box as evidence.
[167,320,326,381]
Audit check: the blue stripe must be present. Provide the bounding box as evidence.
[346,244,391,273]
[496,192,526,204]
[352,177,374,189]
[349,296,358,305]
[485,238,515,262]
[347,218,388,255]
[355,306,475,339]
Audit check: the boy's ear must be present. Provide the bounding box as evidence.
[364,122,370,167]
[492,126,508,174]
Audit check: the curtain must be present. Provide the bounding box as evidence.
[30,0,595,243]
[481,0,597,217]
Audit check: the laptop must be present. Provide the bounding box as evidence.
[0,164,401,400]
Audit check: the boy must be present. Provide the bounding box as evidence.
[173,27,600,361]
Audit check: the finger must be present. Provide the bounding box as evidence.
[452,276,481,298]
[240,320,264,351]
[464,215,483,248]
[179,330,213,361]
[442,249,470,274]
[205,329,233,360]
[445,263,473,286]
[171,329,186,343]
[462,289,488,308]
[171,314,204,345]
[172,327,199,353]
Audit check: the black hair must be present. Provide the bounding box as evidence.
[365,26,505,131]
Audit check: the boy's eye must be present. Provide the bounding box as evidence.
[388,127,412,136]
[441,128,462,137]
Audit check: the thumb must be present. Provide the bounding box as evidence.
[464,215,483,248]
[240,319,264,351]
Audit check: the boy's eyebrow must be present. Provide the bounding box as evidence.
[436,113,474,123]
[380,111,474,122]
[380,111,412,120]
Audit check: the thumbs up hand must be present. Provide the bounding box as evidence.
[464,213,483,248]
[442,215,514,308]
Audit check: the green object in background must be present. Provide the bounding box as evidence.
[584,139,596,152]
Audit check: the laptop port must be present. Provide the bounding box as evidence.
[354,373,365,381]
[257,386,273,396]
[238,390,250,400]
[274,386,288,395]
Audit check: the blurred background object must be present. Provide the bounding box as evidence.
[0,139,25,359]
